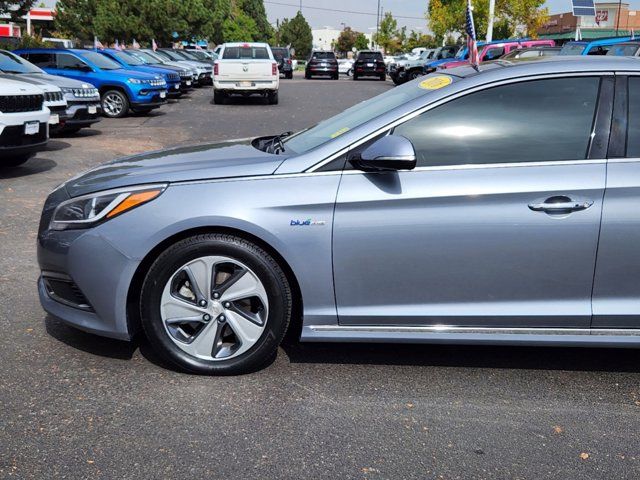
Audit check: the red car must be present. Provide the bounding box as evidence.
[439,39,556,70]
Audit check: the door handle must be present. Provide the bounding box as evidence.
[528,196,594,213]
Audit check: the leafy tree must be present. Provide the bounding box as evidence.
[0,0,36,21]
[335,27,357,54]
[54,0,98,40]
[222,4,258,42]
[427,0,547,42]
[279,11,312,59]
[373,12,401,54]
[403,30,437,51]
[238,0,272,41]
[354,32,369,51]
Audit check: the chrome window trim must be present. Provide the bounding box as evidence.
[306,71,613,173]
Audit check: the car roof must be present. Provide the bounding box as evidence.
[567,37,634,47]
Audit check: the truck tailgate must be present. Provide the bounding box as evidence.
[218,60,274,79]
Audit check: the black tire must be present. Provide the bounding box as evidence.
[391,76,404,85]
[379,73,386,81]
[3,154,33,167]
[100,89,129,118]
[305,71,311,79]
[213,89,225,105]
[333,73,339,80]
[408,69,422,81]
[353,73,358,80]
[140,234,292,375]
[285,71,293,79]
[268,90,279,105]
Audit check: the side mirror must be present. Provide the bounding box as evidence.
[351,135,417,171]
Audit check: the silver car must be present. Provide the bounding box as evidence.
[38,57,640,374]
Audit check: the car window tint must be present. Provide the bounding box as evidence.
[393,77,600,167]
[483,47,504,60]
[518,50,540,58]
[23,53,55,68]
[56,53,86,70]
[223,47,269,59]
[626,77,640,157]
[358,52,383,60]
[311,52,336,60]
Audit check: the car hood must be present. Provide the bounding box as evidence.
[110,68,159,79]
[64,139,286,197]
[20,72,92,88]
[0,73,60,92]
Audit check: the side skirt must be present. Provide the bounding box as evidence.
[301,325,640,348]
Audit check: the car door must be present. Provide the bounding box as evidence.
[592,75,640,328]
[333,75,612,329]
[47,53,94,83]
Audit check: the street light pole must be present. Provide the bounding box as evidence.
[375,0,381,49]
[487,0,495,42]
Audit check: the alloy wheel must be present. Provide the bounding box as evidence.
[160,256,269,361]
[103,93,125,116]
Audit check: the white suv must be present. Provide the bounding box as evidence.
[213,42,279,105]
[0,77,50,167]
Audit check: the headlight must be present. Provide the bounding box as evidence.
[128,78,145,84]
[50,184,167,231]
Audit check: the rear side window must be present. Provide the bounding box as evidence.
[626,77,640,157]
[22,53,55,68]
[223,46,269,60]
[393,77,600,167]
[272,48,289,60]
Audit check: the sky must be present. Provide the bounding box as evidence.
[40,0,631,33]
[264,0,591,31]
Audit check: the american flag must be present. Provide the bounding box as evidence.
[465,0,480,67]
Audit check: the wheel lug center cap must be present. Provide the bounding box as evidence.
[211,300,223,316]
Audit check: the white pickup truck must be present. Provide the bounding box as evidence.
[213,42,279,105]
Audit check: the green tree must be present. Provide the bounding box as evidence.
[279,11,312,59]
[373,12,402,54]
[0,0,36,21]
[335,27,357,54]
[403,30,437,51]
[428,0,547,42]
[238,0,272,41]
[354,32,369,50]
[222,4,258,42]
[54,0,98,40]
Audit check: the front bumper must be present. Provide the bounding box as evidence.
[0,121,48,156]
[130,86,168,106]
[64,102,102,126]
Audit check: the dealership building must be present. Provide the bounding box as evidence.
[538,2,640,40]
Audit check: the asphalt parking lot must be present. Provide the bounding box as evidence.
[1,73,640,479]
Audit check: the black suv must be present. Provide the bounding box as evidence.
[353,50,385,81]
[305,51,338,79]
[272,46,293,79]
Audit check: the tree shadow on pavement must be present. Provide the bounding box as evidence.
[281,341,640,373]
[0,158,57,179]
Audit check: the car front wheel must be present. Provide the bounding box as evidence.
[140,234,292,375]
[101,89,129,118]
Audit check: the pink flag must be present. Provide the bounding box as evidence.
[152,39,158,51]
[94,36,104,50]
[132,38,141,49]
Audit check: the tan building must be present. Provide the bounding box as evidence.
[538,2,640,39]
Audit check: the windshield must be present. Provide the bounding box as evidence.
[114,51,144,66]
[172,50,194,60]
[560,43,586,55]
[284,75,450,154]
[223,46,270,59]
[0,50,43,73]
[272,48,288,60]
[81,51,121,70]
[607,44,640,56]
[454,48,469,59]
[158,50,185,61]
[127,50,156,64]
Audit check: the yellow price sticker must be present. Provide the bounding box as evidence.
[418,76,453,90]
[330,127,350,138]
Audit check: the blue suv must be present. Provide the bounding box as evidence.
[559,37,633,56]
[98,49,182,98]
[15,48,168,118]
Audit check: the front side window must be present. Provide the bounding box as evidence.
[483,47,505,60]
[393,77,600,167]
[56,53,89,70]
[79,51,121,70]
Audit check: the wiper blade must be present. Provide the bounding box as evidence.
[266,131,293,154]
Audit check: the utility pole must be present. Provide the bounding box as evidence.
[616,0,622,36]
[375,0,381,49]
[299,0,302,13]
[486,0,495,42]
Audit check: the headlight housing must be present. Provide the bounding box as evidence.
[128,78,145,84]
[50,184,167,231]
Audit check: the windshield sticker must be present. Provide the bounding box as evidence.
[330,127,350,138]
[419,76,452,90]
